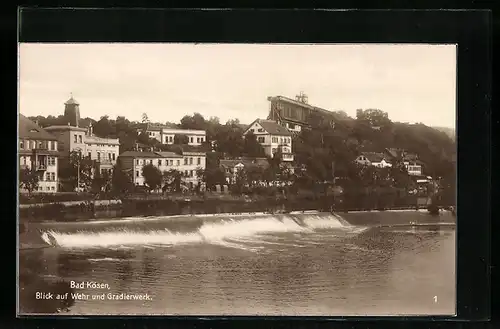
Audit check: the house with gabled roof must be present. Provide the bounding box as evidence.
[19,114,60,193]
[384,148,424,176]
[354,152,393,168]
[243,119,294,162]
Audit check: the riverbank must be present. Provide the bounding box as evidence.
[18,191,454,224]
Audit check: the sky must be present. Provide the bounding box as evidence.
[19,43,456,128]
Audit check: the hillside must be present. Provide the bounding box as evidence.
[432,126,455,140]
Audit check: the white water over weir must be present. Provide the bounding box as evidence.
[40,212,362,249]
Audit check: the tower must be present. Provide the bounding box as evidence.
[63,93,81,127]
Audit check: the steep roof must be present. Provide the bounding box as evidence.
[44,125,87,132]
[155,151,183,158]
[220,158,270,169]
[64,96,79,105]
[246,119,293,136]
[360,152,387,163]
[118,151,159,158]
[19,114,58,141]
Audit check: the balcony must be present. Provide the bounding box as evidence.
[35,163,47,171]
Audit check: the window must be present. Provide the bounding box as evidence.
[201,137,205,142]
[78,135,82,143]
[136,159,139,165]
[289,123,295,129]
[184,170,188,176]
[158,159,162,166]
[149,160,153,165]
[258,128,265,132]
[272,137,278,143]
[190,137,193,143]
[51,186,55,191]
[250,129,255,133]
[184,158,188,165]
[38,141,43,149]
[19,141,24,149]
[23,157,26,165]
[189,158,193,165]
[74,135,77,143]
[190,170,194,177]
[197,137,200,143]
[108,153,112,161]
[197,157,201,165]
[169,160,173,166]
[136,171,139,177]
[176,160,180,166]
[272,148,277,154]
[97,152,101,160]
[169,136,173,142]
[32,141,36,149]
[52,172,56,181]
[258,137,265,143]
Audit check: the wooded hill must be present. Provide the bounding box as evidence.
[27,109,456,191]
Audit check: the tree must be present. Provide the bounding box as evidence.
[196,167,225,191]
[111,164,134,196]
[91,169,112,194]
[356,109,392,128]
[180,113,206,130]
[173,134,189,144]
[162,169,186,193]
[59,151,94,191]
[232,168,247,194]
[19,168,40,194]
[242,132,265,157]
[142,163,162,192]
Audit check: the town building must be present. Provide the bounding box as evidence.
[354,152,393,168]
[117,149,206,189]
[138,123,207,146]
[267,92,336,133]
[384,148,423,176]
[18,114,60,193]
[44,96,120,175]
[219,157,269,185]
[243,119,294,162]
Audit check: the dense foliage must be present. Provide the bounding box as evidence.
[28,109,456,206]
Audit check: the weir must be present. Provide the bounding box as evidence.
[38,212,360,249]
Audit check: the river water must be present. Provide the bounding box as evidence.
[18,211,456,316]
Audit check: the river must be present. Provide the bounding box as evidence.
[18,210,456,316]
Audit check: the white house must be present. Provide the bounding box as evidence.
[19,114,60,193]
[354,152,393,168]
[243,119,294,162]
[117,150,206,189]
[139,123,207,146]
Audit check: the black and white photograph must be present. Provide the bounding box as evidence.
[18,43,457,316]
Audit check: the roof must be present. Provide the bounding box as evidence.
[269,95,340,120]
[44,125,87,132]
[246,119,293,136]
[154,151,183,158]
[220,158,269,169]
[18,114,58,141]
[64,96,79,105]
[360,152,387,163]
[85,135,120,145]
[118,151,159,158]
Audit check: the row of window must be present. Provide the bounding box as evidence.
[42,172,57,181]
[162,136,206,144]
[256,137,292,144]
[19,140,57,151]
[249,128,265,133]
[88,151,116,161]
[74,134,83,143]
[407,166,421,172]
[135,170,197,178]
[135,157,202,166]
[20,156,57,166]
[36,186,56,191]
[87,143,119,148]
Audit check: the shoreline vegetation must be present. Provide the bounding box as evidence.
[19,189,454,223]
